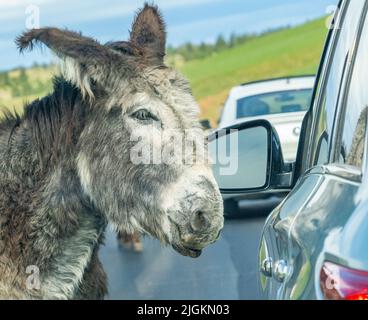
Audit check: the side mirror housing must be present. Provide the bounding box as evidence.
[208,120,293,194]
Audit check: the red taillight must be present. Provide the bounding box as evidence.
[320,261,368,300]
[346,293,368,300]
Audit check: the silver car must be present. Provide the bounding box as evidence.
[210,0,368,300]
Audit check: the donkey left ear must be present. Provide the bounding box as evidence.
[129,4,166,64]
[16,27,130,100]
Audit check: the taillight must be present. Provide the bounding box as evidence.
[320,261,368,300]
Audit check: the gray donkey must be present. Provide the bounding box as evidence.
[0,4,224,299]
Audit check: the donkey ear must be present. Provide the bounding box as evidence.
[16,28,115,65]
[129,4,166,64]
[16,28,122,99]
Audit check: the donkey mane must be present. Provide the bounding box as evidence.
[0,110,21,142]
[1,77,91,169]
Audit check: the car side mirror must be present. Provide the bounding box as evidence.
[208,120,293,193]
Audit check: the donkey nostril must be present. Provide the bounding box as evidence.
[190,210,210,232]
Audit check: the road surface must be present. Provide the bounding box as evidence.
[99,217,266,300]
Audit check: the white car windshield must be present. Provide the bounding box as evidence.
[236,89,313,119]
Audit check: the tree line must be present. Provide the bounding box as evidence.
[166,26,289,63]
[0,63,52,97]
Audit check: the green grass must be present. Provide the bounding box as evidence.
[178,17,328,124]
[0,66,56,115]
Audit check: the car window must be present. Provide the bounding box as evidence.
[311,0,366,166]
[337,9,368,169]
[236,89,312,119]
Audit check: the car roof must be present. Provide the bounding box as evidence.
[239,75,315,87]
[229,75,315,100]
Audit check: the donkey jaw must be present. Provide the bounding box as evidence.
[172,244,202,258]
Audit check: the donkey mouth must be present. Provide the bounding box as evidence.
[172,244,202,258]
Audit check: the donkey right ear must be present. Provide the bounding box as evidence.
[129,4,166,65]
[16,28,121,99]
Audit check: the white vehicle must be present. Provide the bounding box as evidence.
[218,76,315,161]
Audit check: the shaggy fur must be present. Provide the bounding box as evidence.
[0,4,223,299]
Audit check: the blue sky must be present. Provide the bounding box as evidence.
[0,0,337,71]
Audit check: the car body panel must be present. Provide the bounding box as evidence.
[260,168,365,300]
[283,169,360,300]
[259,173,324,299]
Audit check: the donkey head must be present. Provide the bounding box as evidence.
[16,4,224,258]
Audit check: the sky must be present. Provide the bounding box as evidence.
[0,0,337,71]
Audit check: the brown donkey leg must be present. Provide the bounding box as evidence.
[117,230,143,252]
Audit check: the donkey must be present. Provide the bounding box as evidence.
[0,4,224,299]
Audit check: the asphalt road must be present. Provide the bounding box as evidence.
[99,217,266,300]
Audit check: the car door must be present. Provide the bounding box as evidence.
[259,0,368,300]
[289,1,368,300]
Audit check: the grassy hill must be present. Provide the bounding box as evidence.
[179,17,327,124]
[0,17,327,125]
[0,65,56,115]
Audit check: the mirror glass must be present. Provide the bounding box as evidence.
[209,125,269,190]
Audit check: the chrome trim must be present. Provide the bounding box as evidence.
[261,258,273,278]
[274,260,289,283]
[306,163,362,183]
[307,0,349,167]
[324,252,368,273]
[331,1,368,165]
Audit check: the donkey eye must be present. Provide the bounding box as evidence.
[131,109,159,122]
